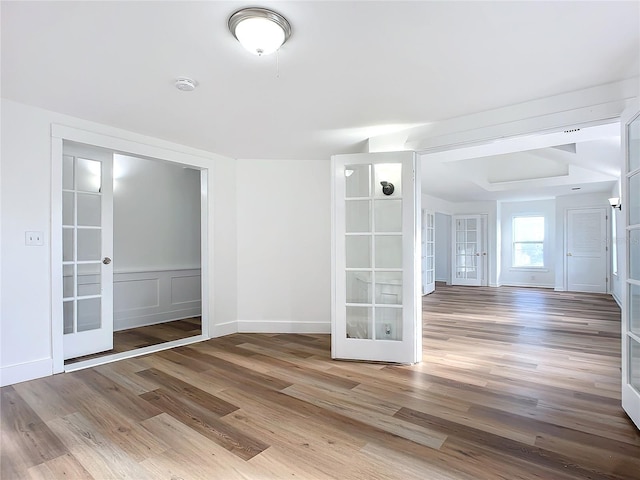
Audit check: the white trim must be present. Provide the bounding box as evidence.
[1,359,53,387]
[508,268,550,273]
[501,282,555,289]
[64,335,206,373]
[114,311,202,332]
[51,136,65,374]
[612,292,622,308]
[212,321,238,337]
[237,320,331,334]
[621,101,640,429]
[113,266,202,274]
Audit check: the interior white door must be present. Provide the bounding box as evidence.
[332,151,421,364]
[422,210,435,295]
[451,215,482,286]
[622,103,640,430]
[62,142,114,360]
[566,208,607,293]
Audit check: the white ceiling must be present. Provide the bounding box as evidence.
[2,1,639,200]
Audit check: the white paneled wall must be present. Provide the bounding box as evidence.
[113,269,201,330]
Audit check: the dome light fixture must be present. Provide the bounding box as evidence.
[228,7,291,56]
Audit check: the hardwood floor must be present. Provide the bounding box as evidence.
[65,317,202,364]
[3,285,640,479]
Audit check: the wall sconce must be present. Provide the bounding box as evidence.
[609,197,622,210]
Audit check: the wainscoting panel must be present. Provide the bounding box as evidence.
[171,275,201,304]
[114,269,201,331]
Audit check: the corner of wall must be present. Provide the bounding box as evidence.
[0,358,53,387]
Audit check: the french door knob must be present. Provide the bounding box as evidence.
[567,253,572,257]
[103,257,112,265]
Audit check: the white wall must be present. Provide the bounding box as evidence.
[0,99,237,385]
[554,192,611,291]
[113,154,201,272]
[434,213,451,283]
[499,200,556,288]
[610,182,623,305]
[236,159,331,333]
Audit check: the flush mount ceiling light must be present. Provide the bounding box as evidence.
[228,7,291,56]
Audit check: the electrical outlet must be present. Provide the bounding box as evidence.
[25,231,44,246]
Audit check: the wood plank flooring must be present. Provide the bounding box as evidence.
[3,285,640,479]
[65,317,201,364]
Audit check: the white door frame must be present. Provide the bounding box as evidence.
[621,102,640,430]
[51,125,211,373]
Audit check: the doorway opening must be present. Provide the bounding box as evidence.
[51,125,210,373]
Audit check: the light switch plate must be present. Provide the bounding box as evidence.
[25,231,44,246]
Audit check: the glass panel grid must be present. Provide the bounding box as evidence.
[344,161,405,343]
[631,337,640,392]
[375,307,403,341]
[629,172,640,227]
[346,200,371,233]
[630,229,640,281]
[62,154,103,335]
[629,114,640,172]
[630,283,640,335]
[346,306,372,339]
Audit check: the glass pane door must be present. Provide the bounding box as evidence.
[333,151,420,364]
[62,142,113,360]
[422,210,435,295]
[623,107,640,429]
[452,215,482,286]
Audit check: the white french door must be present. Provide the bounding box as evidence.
[331,151,421,364]
[451,215,483,286]
[422,210,435,295]
[565,208,607,293]
[622,103,640,430]
[62,142,114,360]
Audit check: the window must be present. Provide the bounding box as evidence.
[513,216,544,267]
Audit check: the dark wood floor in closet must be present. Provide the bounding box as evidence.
[65,317,201,364]
[3,285,639,479]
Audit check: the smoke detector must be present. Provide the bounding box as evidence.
[175,77,197,92]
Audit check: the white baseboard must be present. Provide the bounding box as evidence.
[489,282,502,288]
[211,321,238,337]
[0,358,52,387]
[612,292,622,308]
[114,308,202,332]
[237,320,331,334]
[502,282,555,289]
